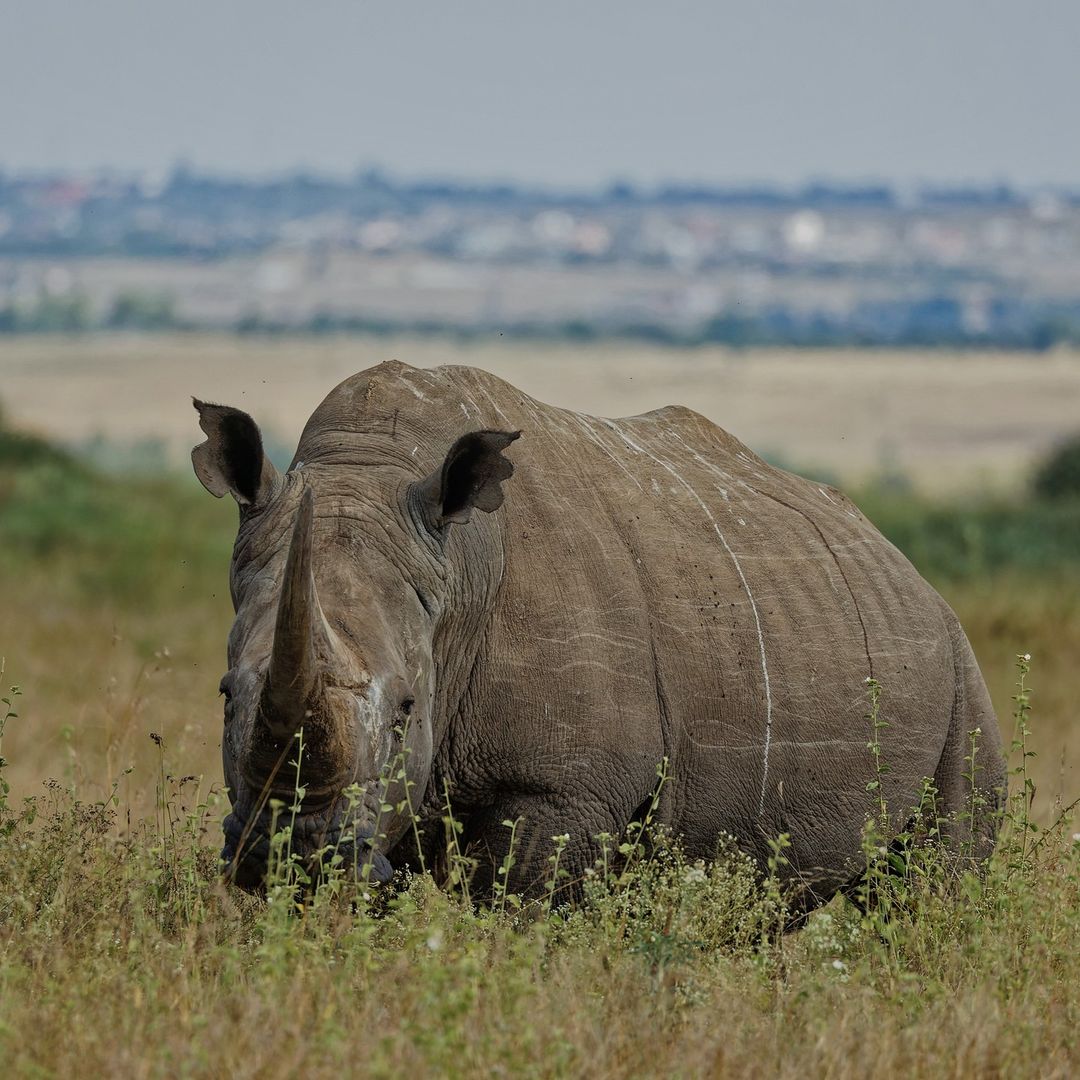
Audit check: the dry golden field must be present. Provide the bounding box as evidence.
[4,334,1080,490]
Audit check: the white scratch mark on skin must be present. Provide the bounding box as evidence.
[569,414,645,492]
[462,390,488,423]
[598,420,647,456]
[707,738,869,752]
[598,419,774,817]
[459,402,470,419]
[521,396,563,438]
[533,629,647,650]
[818,487,834,503]
[358,676,385,743]
[396,378,427,402]
[665,432,738,501]
[411,446,418,456]
[474,384,514,427]
[553,658,649,681]
[724,537,876,558]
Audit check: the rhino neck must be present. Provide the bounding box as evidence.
[412,502,509,819]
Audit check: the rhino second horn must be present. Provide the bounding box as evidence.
[260,485,328,741]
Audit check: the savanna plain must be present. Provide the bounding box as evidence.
[2,335,1080,1078]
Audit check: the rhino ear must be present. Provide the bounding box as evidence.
[191,399,280,507]
[415,429,520,528]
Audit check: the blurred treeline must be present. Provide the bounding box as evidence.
[6,290,1080,351]
[0,291,179,334]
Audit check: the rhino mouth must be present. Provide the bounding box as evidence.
[221,802,394,891]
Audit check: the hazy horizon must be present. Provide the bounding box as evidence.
[4,1,1079,188]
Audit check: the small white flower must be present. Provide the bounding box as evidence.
[1071,833,1080,844]
[426,929,444,952]
[832,959,847,971]
[1023,653,1032,662]
[683,865,708,886]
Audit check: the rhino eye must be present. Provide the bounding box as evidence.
[219,676,235,723]
[400,696,416,717]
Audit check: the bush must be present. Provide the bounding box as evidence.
[0,405,231,605]
[854,486,1080,581]
[106,291,178,330]
[1033,434,1080,501]
[2,291,94,332]
[0,405,79,471]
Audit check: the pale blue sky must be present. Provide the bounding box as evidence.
[3,1,1077,186]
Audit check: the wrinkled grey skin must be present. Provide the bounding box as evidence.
[193,360,1005,907]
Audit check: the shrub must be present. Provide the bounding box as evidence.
[1033,433,1080,501]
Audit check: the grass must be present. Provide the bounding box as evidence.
[3,423,1080,1076]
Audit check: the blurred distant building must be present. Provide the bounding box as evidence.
[2,167,1080,346]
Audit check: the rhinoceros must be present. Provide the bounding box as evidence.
[192,360,1004,908]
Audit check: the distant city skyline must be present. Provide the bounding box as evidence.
[4,1,1079,187]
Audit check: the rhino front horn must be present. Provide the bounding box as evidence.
[260,485,329,741]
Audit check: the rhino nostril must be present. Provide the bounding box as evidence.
[400,696,416,716]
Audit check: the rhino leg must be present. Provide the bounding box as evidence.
[931,623,1007,866]
[844,625,1006,921]
[462,798,623,903]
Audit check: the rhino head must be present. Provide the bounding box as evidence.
[191,397,518,891]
